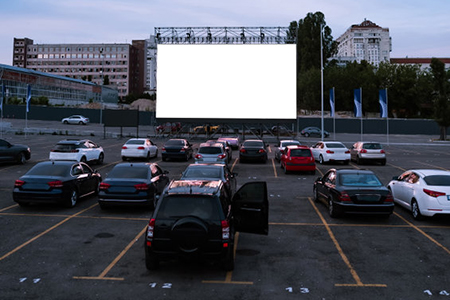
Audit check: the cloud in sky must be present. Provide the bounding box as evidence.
[1,0,449,65]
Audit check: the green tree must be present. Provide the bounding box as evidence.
[430,58,450,140]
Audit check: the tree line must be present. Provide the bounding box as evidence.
[289,12,450,139]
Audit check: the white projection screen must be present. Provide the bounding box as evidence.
[156,44,296,120]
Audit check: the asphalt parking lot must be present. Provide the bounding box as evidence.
[1,120,450,300]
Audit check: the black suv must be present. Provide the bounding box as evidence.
[145,180,268,271]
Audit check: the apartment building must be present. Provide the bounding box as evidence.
[335,19,391,66]
[13,38,147,99]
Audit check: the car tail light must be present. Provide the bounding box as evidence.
[423,188,446,198]
[180,148,186,152]
[161,147,166,151]
[385,193,394,202]
[135,183,149,191]
[240,149,247,153]
[380,150,385,154]
[360,149,367,153]
[338,191,351,202]
[48,180,63,188]
[99,182,111,190]
[258,149,266,153]
[326,150,334,154]
[195,154,203,159]
[345,150,350,154]
[137,146,145,150]
[146,218,156,246]
[218,154,227,159]
[122,146,128,149]
[14,180,25,187]
[221,220,230,247]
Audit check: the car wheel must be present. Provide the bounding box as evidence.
[98,202,108,210]
[16,152,26,164]
[153,149,158,158]
[305,133,310,137]
[145,248,160,270]
[97,153,104,165]
[63,120,69,124]
[380,159,386,166]
[310,169,316,175]
[319,155,325,164]
[65,190,78,208]
[329,199,339,218]
[146,152,151,161]
[411,199,423,220]
[284,165,289,174]
[80,156,87,163]
[222,244,235,271]
[122,156,127,161]
[313,187,319,202]
[171,217,208,253]
[79,121,84,125]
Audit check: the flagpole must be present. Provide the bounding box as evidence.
[332,87,336,140]
[320,24,324,141]
[360,87,363,142]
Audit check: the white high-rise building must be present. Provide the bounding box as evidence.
[335,19,391,66]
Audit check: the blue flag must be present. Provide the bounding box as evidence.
[26,84,31,113]
[329,88,335,117]
[0,83,5,112]
[379,89,388,118]
[354,88,362,117]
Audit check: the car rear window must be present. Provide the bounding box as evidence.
[157,196,220,220]
[126,140,145,145]
[54,144,79,150]
[199,146,223,154]
[339,174,382,187]
[27,164,69,176]
[165,140,184,146]
[108,166,149,179]
[362,143,382,149]
[244,141,263,147]
[326,143,345,148]
[281,141,300,147]
[290,149,311,157]
[183,167,221,178]
[423,175,450,186]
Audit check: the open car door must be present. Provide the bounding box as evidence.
[232,181,268,235]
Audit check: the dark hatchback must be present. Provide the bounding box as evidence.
[239,139,268,163]
[145,180,268,271]
[313,168,394,218]
[0,138,31,164]
[13,161,101,208]
[161,139,193,161]
[181,163,237,195]
[98,163,170,209]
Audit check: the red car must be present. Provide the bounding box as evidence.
[280,145,316,174]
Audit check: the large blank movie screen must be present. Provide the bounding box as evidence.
[156,44,296,119]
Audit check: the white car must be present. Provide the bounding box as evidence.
[310,141,350,164]
[121,138,158,161]
[61,115,89,125]
[49,139,104,164]
[388,169,450,220]
[274,139,302,161]
[350,141,386,165]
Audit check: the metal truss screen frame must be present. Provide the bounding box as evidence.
[156,44,296,119]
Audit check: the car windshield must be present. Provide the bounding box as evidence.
[244,141,263,147]
[27,164,69,176]
[108,166,149,179]
[423,175,450,186]
[281,141,300,147]
[183,167,222,179]
[290,149,311,157]
[363,143,382,149]
[157,196,220,220]
[199,147,222,154]
[326,143,345,148]
[126,140,145,145]
[165,140,184,146]
[339,173,383,187]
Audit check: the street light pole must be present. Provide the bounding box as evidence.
[320,25,324,141]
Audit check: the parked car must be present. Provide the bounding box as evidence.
[144,180,268,271]
[0,138,31,164]
[270,125,294,136]
[49,139,104,164]
[388,169,450,220]
[239,139,268,163]
[121,138,158,161]
[350,141,386,165]
[300,127,329,138]
[181,163,237,195]
[193,125,220,134]
[98,163,169,209]
[61,115,89,125]
[161,139,193,161]
[310,141,350,164]
[13,161,102,208]
[313,168,394,218]
[274,139,303,161]
[195,142,228,165]
[156,122,182,134]
[218,136,240,150]
[208,139,232,162]
[280,145,316,174]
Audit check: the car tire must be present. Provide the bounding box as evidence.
[305,133,310,137]
[171,217,208,253]
[153,149,158,158]
[122,156,127,161]
[80,156,87,163]
[97,153,104,165]
[79,121,84,125]
[222,245,235,271]
[380,159,386,166]
[319,155,325,164]
[411,199,423,220]
[17,152,26,164]
[328,199,339,218]
[145,248,160,270]
[313,187,319,202]
[65,190,78,208]
[310,170,316,175]
[98,202,108,210]
[284,165,289,174]
[63,120,69,124]
[146,152,151,161]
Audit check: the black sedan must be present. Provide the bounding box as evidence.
[181,163,237,195]
[161,139,193,161]
[13,161,101,208]
[98,163,170,209]
[239,139,268,163]
[313,168,394,218]
[0,138,31,164]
